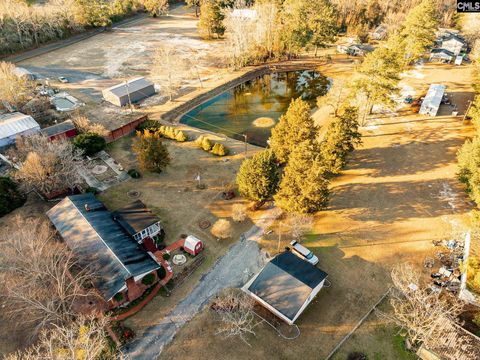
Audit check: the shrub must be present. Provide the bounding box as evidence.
[158,266,167,279]
[127,169,141,178]
[195,135,205,147]
[201,137,212,151]
[141,273,156,286]
[73,132,106,156]
[211,142,228,156]
[136,120,161,132]
[162,253,171,261]
[85,187,99,194]
[113,292,124,302]
[0,177,26,217]
[232,204,247,222]
[175,130,188,142]
[211,219,233,239]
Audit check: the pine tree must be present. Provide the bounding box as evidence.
[458,136,480,205]
[269,98,318,163]
[353,47,402,115]
[198,0,225,39]
[236,149,279,206]
[399,0,438,63]
[132,130,170,173]
[274,141,329,214]
[320,106,362,175]
[306,0,337,56]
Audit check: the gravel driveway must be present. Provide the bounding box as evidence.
[123,223,271,359]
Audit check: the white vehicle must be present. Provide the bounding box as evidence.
[290,240,319,265]
[58,76,69,83]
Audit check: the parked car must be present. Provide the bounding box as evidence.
[289,240,319,265]
[58,76,69,83]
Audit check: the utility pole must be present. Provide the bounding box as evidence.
[125,80,133,113]
[463,100,473,123]
[243,134,248,158]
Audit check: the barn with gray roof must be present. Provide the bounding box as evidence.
[102,77,155,107]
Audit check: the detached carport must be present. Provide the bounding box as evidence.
[419,84,446,117]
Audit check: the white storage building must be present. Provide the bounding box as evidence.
[102,77,155,107]
[419,84,446,117]
[0,112,40,148]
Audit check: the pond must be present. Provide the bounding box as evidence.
[179,70,330,147]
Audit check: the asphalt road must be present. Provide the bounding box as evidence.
[123,224,271,360]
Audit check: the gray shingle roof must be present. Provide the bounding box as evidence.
[47,194,160,300]
[41,120,76,137]
[247,252,328,321]
[113,200,161,236]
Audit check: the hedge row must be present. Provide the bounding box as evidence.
[137,121,188,142]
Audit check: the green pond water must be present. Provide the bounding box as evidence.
[179,70,330,147]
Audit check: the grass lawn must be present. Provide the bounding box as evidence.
[99,131,262,335]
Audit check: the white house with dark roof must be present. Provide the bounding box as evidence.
[242,251,328,325]
[440,33,467,56]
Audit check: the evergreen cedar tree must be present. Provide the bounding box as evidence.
[73,133,106,157]
[320,106,362,175]
[269,98,318,164]
[0,177,26,217]
[236,149,279,205]
[132,130,171,173]
[274,140,330,214]
[398,0,437,63]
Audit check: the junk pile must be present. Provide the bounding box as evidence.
[425,239,464,294]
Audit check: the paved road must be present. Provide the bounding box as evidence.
[123,224,271,360]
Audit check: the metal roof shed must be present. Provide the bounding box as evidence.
[102,77,155,107]
[419,84,446,117]
[242,252,328,325]
[0,112,40,148]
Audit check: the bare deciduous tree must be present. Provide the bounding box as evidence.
[0,218,99,337]
[72,115,109,136]
[211,219,234,239]
[317,78,348,117]
[232,204,248,222]
[382,263,464,346]
[288,214,313,240]
[151,47,190,101]
[0,61,35,108]
[4,315,113,360]
[212,289,258,346]
[8,134,84,195]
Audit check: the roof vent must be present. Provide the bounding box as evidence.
[84,203,105,212]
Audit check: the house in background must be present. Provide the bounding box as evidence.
[47,194,161,308]
[242,251,328,325]
[0,112,40,148]
[429,48,455,63]
[102,77,155,107]
[370,25,388,40]
[440,33,467,56]
[346,44,375,57]
[41,119,77,141]
[113,200,163,243]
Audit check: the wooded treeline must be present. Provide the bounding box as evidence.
[0,0,166,56]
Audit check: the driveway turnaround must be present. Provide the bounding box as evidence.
[123,225,269,359]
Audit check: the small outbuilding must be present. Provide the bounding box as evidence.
[347,44,375,57]
[113,200,163,243]
[0,112,40,148]
[419,84,446,117]
[102,77,155,107]
[242,251,328,325]
[183,235,204,256]
[41,120,77,141]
